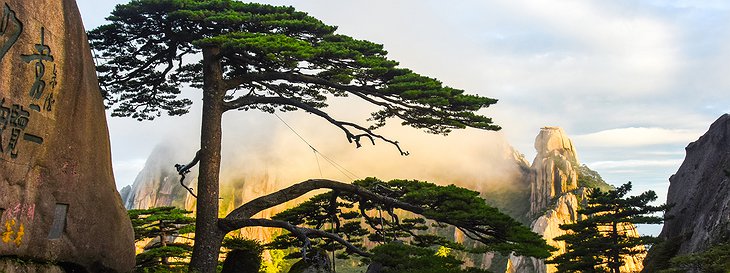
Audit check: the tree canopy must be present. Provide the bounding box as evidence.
[547,182,666,273]
[220,236,265,273]
[660,242,730,273]
[128,206,195,272]
[89,0,500,152]
[367,243,492,273]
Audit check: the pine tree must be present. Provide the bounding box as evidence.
[547,182,666,273]
[220,236,265,273]
[128,206,195,272]
[90,1,502,271]
[660,242,730,273]
[267,178,553,272]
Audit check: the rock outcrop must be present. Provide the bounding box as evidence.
[529,127,579,216]
[0,0,134,271]
[508,127,643,273]
[643,114,730,271]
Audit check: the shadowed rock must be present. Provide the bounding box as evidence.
[643,114,730,271]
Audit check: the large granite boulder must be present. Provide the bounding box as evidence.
[643,114,730,271]
[0,0,134,272]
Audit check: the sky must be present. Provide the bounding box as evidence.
[75,1,730,234]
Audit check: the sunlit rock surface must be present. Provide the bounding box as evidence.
[509,191,586,273]
[529,127,579,216]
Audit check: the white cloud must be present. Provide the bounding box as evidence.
[647,0,730,10]
[479,0,681,97]
[573,127,702,147]
[587,159,684,169]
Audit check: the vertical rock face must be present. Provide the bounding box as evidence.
[0,0,134,272]
[529,127,579,216]
[644,114,730,269]
[122,144,197,210]
[508,190,588,273]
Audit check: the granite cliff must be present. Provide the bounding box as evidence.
[643,114,730,271]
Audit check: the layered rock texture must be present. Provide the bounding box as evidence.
[0,0,134,271]
[508,127,643,273]
[120,142,300,243]
[643,114,730,271]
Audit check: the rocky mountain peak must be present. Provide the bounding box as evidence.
[529,127,579,216]
[534,127,578,161]
[509,127,643,273]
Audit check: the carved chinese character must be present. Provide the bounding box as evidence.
[6,104,28,158]
[1,219,23,247]
[0,98,9,153]
[43,92,54,112]
[0,3,23,61]
[1,219,15,243]
[9,104,29,129]
[21,27,54,111]
[49,64,58,89]
[0,99,43,158]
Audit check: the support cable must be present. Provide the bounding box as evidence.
[273,113,359,181]
[274,112,355,271]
